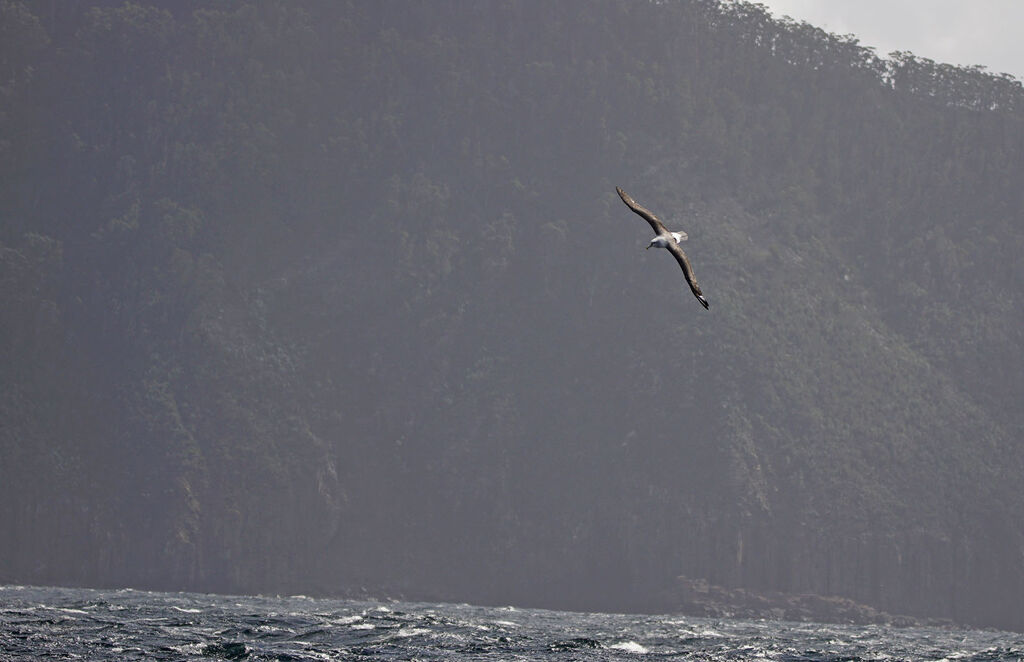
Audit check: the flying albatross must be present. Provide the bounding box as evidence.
[616,186,709,309]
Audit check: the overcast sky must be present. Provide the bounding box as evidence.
[758,1,1024,79]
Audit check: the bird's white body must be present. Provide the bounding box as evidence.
[647,231,687,249]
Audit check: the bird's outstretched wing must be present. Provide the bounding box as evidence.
[616,186,668,236]
[666,241,710,309]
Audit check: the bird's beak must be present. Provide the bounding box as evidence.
[645,245,650,250]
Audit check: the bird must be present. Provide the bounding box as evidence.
[616,186,709,309]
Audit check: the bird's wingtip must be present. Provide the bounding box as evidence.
[699,295,709,310]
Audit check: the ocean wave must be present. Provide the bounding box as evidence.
[2,585,1022,662]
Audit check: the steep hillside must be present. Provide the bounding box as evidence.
[2,0,1023,629]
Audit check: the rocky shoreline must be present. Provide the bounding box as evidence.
[667,577,955,628]
[348,577,960,630]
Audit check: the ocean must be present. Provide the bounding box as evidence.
[1,584,1021,661]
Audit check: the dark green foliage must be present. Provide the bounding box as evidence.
[2,0,1023,630]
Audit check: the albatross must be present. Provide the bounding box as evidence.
[616,186,709,309]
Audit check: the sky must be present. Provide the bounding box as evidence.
[758,0,1024,80]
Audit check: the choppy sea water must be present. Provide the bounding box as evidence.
[2,585,1023,661]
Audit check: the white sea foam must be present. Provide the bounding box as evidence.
[169,643,206,655]
[351,622,375,630]
[491,619,518,627]
[395,627,430,637]
[610,641,649,654]
[333,614,363,625]
[171,606,202,613]
[286,647,333,661]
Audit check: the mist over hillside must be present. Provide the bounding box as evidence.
[2,0,1023,630]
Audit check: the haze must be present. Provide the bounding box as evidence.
[2,0,1023,633]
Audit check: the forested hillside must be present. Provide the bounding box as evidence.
[2,0,1024,630]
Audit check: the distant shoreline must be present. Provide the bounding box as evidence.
[336,578,974,632]
[663,576,958,629]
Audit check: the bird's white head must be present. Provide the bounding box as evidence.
[646,236,668,250]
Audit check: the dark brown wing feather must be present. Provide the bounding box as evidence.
[666,241,710,309]
[616,186,668,236]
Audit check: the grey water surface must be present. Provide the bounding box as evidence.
[2,585,1022,661]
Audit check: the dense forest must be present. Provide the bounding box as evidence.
[2,0,1024,630]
